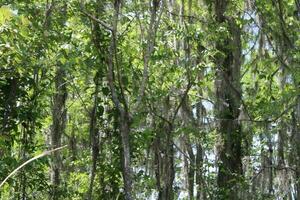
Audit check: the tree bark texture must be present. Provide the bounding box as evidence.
[154,96,175,200]
[50,66,67,200]
[87,75,100,200]
[214,0,243,198]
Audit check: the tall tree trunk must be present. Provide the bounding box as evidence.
[214,0,243,198]
[266,125,274,196]
[195,102,206,200]
[180,96,197,199]
[277,64,288,198]
[154,129,162,197]
[86,0,134,198]
[179,1,196,198]
[119,113,133,200]
[258,124,274,197]
[159,124,175,200]
[46,2,68,199]
[184,138,195,200]
[196,143,205,200]
[106,1,133,199]
[154,96,175,200]
[50,65,67,200]
[291,1,300,198]
[195,16,207,199]
[292,99,300,198]
[87,74,100,200]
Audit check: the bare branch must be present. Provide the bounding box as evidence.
[80,2,113,32]
[0,145,67,189]
[136,0,164,107]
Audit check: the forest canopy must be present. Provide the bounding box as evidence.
[0,0,300,199]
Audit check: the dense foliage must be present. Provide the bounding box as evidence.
[0,0,300,199]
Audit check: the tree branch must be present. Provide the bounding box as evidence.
[80,2,113,32]
[0,145,67,189]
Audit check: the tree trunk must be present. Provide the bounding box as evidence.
[179,1,196,198]
[119,113,133,200]
[154,96,175,200]
[214,0,243,198]
[290,1,300,198]
[185,139,195,200]
[50,66,67,200]
[86,0,135,198]
[87,74,100,200]
[292,96,300,198]
[195,100,206,200]
[159,124,175,200]
[266,126,274,196]
[155,127,175,200]
[137,0,161,105]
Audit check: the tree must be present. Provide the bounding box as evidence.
[213,0,243,198]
